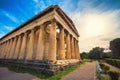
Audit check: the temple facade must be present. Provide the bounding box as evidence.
[0,6,81,74]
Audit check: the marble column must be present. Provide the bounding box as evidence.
[48,22,57,61]
[33,28,39,59]
[59,28,65,59]
[19,33,27,59]
[14,35,22,59]
[15,34,23,59]
[0,43,4,58]
[66,33,71,59]
[5,40,10,59]
[26,29,34,60]
[1,42,6,58]
[76,41,80,59]
[9,38,15,58]
[4,41,8,58]
[10,37,17,59]
[7,39,13,59]
[36,25,44,60]
[0,44,2,58]
[74,40,78,59]
[71,37,75,59]
[9,39,15,59]
[2,41,8,58]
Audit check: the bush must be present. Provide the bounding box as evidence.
[106,59,120,68]
[100,63,105,69]
[103,65,110,71]
[108,71,120,80]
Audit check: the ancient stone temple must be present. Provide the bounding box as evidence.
[0,5,81,75]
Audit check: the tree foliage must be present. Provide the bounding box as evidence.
[88,47,104,59]
[81,52,88,59]
[110,38,120,58]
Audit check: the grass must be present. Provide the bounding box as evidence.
[103,78,110,80]
[0,63,84,80]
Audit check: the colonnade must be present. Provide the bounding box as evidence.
[0,20,80,62]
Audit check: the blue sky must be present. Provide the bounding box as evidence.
[0,0,120,52]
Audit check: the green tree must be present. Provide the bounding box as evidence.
[81,52,88,59]
[88,47,104,59]
[110,38,120,58]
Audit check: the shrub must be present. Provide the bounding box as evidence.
[108,71,120,80]
[106,59,120,69]
[100,63,105,69]
[103,65,110,71]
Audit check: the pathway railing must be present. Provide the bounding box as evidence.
[96,61,102,80]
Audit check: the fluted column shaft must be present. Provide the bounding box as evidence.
[1,42,6,58]
[19,33,27,59]
[36,26,44,60]
[9,38,15,58]
[5,40,9,59]
[3,41,8,58]
[66,33,71,59]
[74,40,78,59]
[9,39,14,59]
[0,43,2,58]
[48,22,57,61]
[59,28,65,59]
[71,37,75,59]
[11,37,17,58]
[14,35,22,59]
[26,29,34,60]
[7,39,13,59]
[5,40,10,59]
[76,41,80,59]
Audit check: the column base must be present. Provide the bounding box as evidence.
[0,59,82,76]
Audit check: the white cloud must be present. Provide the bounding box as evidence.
[33,0,38,3]
[72,10,120,52]
[5,26,15,31]
[33,0,46,14]
[60,0,120,52]
[0,9,19,23]
[5,13,19,23]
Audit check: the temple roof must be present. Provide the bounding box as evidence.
[0,5,79,40]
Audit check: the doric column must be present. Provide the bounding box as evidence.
[26,29,34,60]
[19,33,27,60]
[10,37,17,59]
[2,41,8,58]
[9,38,15,59]
[14,35,22,59]
[74,40,78,59]
[59,28,65,59]
[0,44,2,58]
[4,41,9,58]
[76,41,80,59]
[36,25,44,60]
[0,42,4,58]
[17,34,23,59]
[9,39,15,59]
[1,42,6,58]
[71,37,75,59]
[66,33,71,59]
[5,40,10,59]
[33,28,39,59]
[48,21,57,61]
[7,39,13,59]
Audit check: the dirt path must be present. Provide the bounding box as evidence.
[61,61,96,80]
[104,63,120,73]
[0,67,41,80]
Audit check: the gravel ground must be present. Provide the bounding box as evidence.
[0,67,41,80]
[61,62,96,80]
